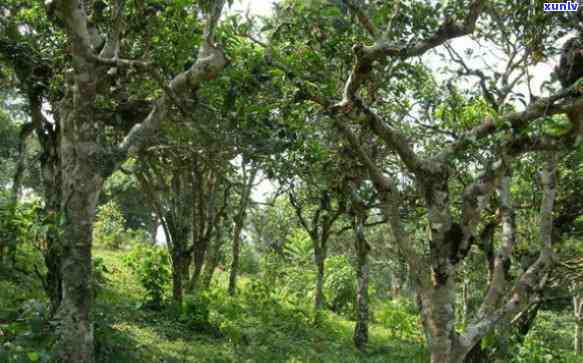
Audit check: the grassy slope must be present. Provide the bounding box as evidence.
[3,247,579,362]
[93,247,428,363]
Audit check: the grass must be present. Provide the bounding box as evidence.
[91,247,428,363]
[7,245,580,363]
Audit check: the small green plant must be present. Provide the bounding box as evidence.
[181,293,211,330]
[124,244,170,309]
[377,299,423,342]
[92,257,110,298]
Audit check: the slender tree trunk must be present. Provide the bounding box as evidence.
[574,293,583,355]
[576,320,583,355]
[228,225,242,295]
[169,226,191,305]
[462,262,470,327]
[171,254,186,305]
[228,166,256,296]
[201,252,219,289]
[45,240,63,316]
[190,243,207,291]
[202,225,225,289]
[314,244,326,315]
[42,156,63,316]
[150,222,158,245]
[393,252,408,297]
[353,215,369,350]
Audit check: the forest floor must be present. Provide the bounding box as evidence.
[91,248,427,363]
[1,246,579,362]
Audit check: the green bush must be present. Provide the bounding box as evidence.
[124,244,170,309]
[239,244,259,275]
[377,299,423,342]
[324,255,356,317]
[0,299,53,363]
[92,257,110,298]
[94,201,127,250]
[181,293,211,330]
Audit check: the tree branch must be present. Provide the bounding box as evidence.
[333,0,485,108]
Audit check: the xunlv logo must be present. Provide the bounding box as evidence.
[544,1,579,11]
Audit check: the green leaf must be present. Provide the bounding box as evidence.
[27,352,39,362]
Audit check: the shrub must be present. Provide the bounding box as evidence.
[0,299,53,363]
[377,299,423,342]
[124,244,170,309]
[324,255,356,317]
[92,257,110,298]
[239,244,259,275]
[93,201,126,249]
[181,293,211,330]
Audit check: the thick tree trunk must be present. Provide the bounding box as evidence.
[54,45,103,362]
[56,168,102,363]
[420,279,467,363]
[171,256,185,305]
[353,215,369,350]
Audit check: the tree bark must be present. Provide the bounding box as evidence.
[228,223,243,295]
[353,214,369,350]
[201,224,225,289]
[190,243,207,291]
[171,253,187,305]
[314,243,326,315]
[228,166,257,295]
[576,320,583,355]
[56,148,103,363]
[574,292,583,355]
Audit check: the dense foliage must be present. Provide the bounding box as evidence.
[1,0,583,362]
